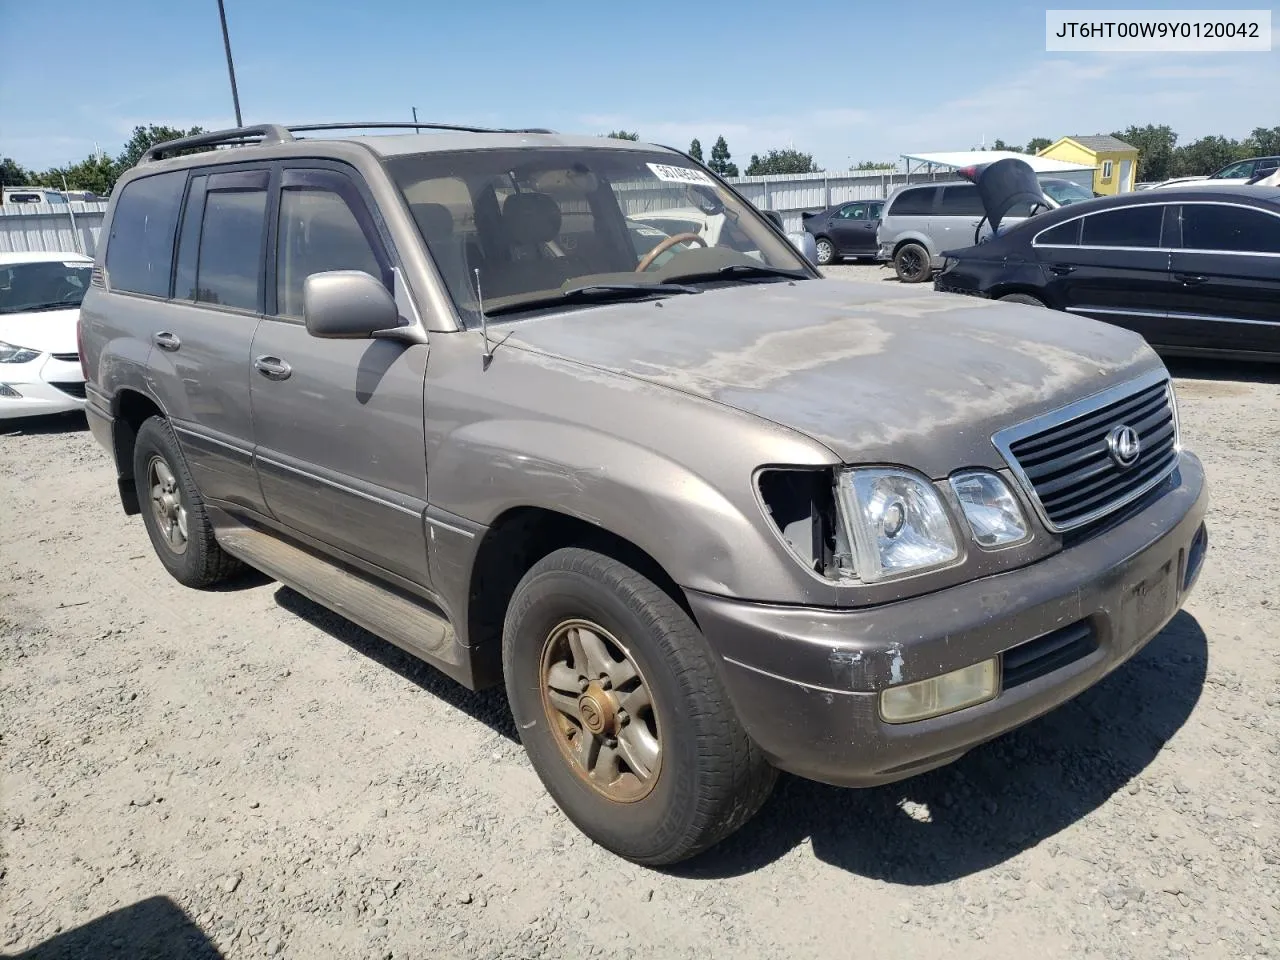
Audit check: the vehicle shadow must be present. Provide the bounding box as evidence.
[6,895,223,959]
[675,610,1207,884]
[1163,357,1280,385]
[272,586,518,742]
[0,411,87,435]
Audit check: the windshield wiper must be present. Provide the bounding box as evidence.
[662,263,809,284]
[483,282,701,317]
[0,301,77,314]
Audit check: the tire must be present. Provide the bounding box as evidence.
[999,293,1046,307]
[502,547,776,865]
[814,237,838,266]
[132,415,243,588]
[893,242,932,283]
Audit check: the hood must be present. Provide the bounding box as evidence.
[957,158,1055,234]
[502,279,1159,478]
[0,308,80,355]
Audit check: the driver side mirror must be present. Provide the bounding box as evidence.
[303,270,401,340]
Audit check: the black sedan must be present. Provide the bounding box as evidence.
[934,185,1280,361]
[801,199,884,265]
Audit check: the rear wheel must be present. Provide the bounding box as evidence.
[815,237,838,266]
[893,242,932,283]
[999,293,1046,307]
[132,416,243,588]
[503,547,776,865]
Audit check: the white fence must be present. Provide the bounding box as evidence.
[0,201,106,256]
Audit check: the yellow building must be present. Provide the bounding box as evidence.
[1037,135,1139,195]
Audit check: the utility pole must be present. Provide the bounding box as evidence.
[412,107,420,133]
[216,0,244,127]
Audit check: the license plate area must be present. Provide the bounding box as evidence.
[1121,558,1177,646]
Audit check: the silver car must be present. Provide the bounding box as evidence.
[81,123,1208,865]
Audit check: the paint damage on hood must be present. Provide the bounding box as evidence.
[502,279,1161,478]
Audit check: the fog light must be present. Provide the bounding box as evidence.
[880,658,999,724]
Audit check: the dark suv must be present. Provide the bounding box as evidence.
[80,122,1208,865]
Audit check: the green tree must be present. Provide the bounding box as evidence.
[1,156,33,187]
[604,130,639,141]
[707,135,738,177]
[1025,137,1053,154]
[1245,126,1280,156]
[992,138,1020,152]
[116,124,209,169]
[688,138,703,162]
[744,148,820,176]
[853,160,895,171]
[1171,135,1246,177]
[34,154,117,195]
[1111,124,1177,182]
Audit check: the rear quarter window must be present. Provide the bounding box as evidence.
[105,171,187,297]
[1180,204,1280,254]
[886,188,935,217]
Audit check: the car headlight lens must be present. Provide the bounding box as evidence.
[949,471,1029,547]
[836,468,960,582]
[0,341,41,364]
[880,658,999,723]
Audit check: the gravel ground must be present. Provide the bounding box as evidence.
[2,288,1278,958]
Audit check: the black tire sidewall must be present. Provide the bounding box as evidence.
[132,417,213,585]
[504,558,712,861]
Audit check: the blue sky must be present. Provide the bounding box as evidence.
[2,0,1277,171]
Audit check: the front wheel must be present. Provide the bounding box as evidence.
[814,237,838,266]
[502,547,776,865]
[893,242,932,283]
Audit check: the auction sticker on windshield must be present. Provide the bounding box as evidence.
[647,163,716,186]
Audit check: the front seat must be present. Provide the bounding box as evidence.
[411,202,474,305]
[487,192,576,298]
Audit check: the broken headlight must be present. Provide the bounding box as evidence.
[836,468,960,583]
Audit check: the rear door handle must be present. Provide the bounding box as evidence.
[1175,273,1208,286]
[1049,264,1075,276]
[254,355,292,381]
[152,331,181,351]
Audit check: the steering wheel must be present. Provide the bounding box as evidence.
[635,232,707,272]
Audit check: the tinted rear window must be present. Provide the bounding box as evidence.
[195,188,267,310]
[1181,204,1280,254]
[106,171,186,296]
[937,184,985,216]
[1080,205,1164,248]
[887,188,934,216]
[1037,218,1082,245]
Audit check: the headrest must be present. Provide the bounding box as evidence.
[502,192,561,246]
[411,202,454,240]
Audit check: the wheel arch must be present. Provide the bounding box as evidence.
[110,387,168,515]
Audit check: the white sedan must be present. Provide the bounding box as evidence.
[0,251,94,420]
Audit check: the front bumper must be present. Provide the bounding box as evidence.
[689,452,1208,788]
[0,355,86,419]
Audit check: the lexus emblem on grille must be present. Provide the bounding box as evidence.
[1107,425,1142,468]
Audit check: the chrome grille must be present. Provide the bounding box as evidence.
[994,370,1179,533]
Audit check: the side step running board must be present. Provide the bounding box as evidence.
[210,512,480,687]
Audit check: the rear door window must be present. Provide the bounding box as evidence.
[936,184,985,216]
[1080,205,1164,248]
[887,188,935,216]
[105,171,187,297]
[1180,204,1280,254]
[1036,218,1083,246]
[192,171,269,311]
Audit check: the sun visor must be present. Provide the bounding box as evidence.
[957,158,1052,234]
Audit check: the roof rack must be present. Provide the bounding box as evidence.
[140,124,295,163]
[139,121,559,164]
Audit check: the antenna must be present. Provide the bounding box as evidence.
[474,267,492,368]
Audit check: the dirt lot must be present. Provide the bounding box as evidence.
[2,280,1278,959]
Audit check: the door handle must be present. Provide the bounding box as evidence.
[1175,274,1208,286]
[253,355,292,381]
[152,331,181,351]
[1048,264,1075,276]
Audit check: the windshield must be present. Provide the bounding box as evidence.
[0,260,93,314]
[385,147,810,320]
[1041,180,1094,205]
